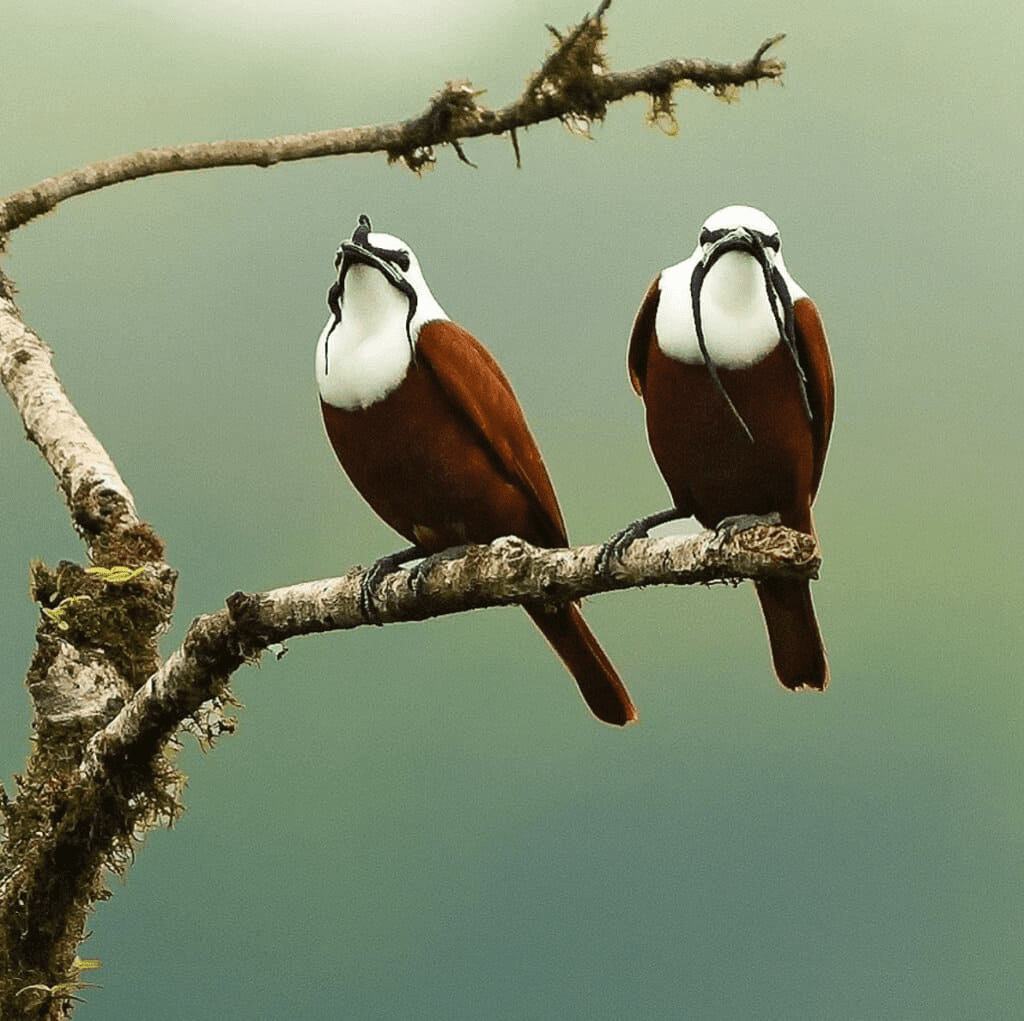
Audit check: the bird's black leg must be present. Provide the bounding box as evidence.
[711,511,781,547]
[596,508,686,576]
[359,545,424,623]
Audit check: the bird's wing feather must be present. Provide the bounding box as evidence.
[793,297,835,496]
[627,278,661,397]
[416,320,568,548]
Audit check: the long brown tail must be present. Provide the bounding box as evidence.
[753,578,830,691]
[525,603,638,726]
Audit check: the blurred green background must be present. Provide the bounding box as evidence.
[3,0,1022,1017]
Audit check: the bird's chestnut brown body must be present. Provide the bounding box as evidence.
[317,222,636,726]
[625,207,835,691]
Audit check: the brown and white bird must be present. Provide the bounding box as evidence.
[315,215,637,726]
[604,205,835,691]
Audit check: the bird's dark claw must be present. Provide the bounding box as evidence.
[404,544,472,599]
[711,511,781,547]
[596,521,649,576]
[596,508,685,576]
[358,545,423,623]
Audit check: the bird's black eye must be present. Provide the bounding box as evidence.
[700,227,730,247]
[365,243,410,272]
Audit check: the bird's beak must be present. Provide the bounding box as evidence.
[335,239,408,292]
[701,226,765,271]
[325,216,419,353]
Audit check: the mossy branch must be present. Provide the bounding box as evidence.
[0,5,784,233]
[82,522,818,781]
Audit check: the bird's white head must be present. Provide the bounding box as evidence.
[655,205,810,440]
[316,215,448,409]
[325,215,447,347]
[694,205,783,272]
[699,205,780,246]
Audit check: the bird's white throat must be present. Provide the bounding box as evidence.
[655,249,806,370]
[316,262,445,411]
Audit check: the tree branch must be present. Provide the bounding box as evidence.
[4,518,816,1014]
[1,283,173,1020]
[0,20,784,233]
[0,297,139,549]
[81,524,819,781]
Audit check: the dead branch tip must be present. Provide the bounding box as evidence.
[751,33,786,66]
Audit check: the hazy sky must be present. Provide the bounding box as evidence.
[126,0,508,48]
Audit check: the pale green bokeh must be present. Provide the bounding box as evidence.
[2,1,1022,1017]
